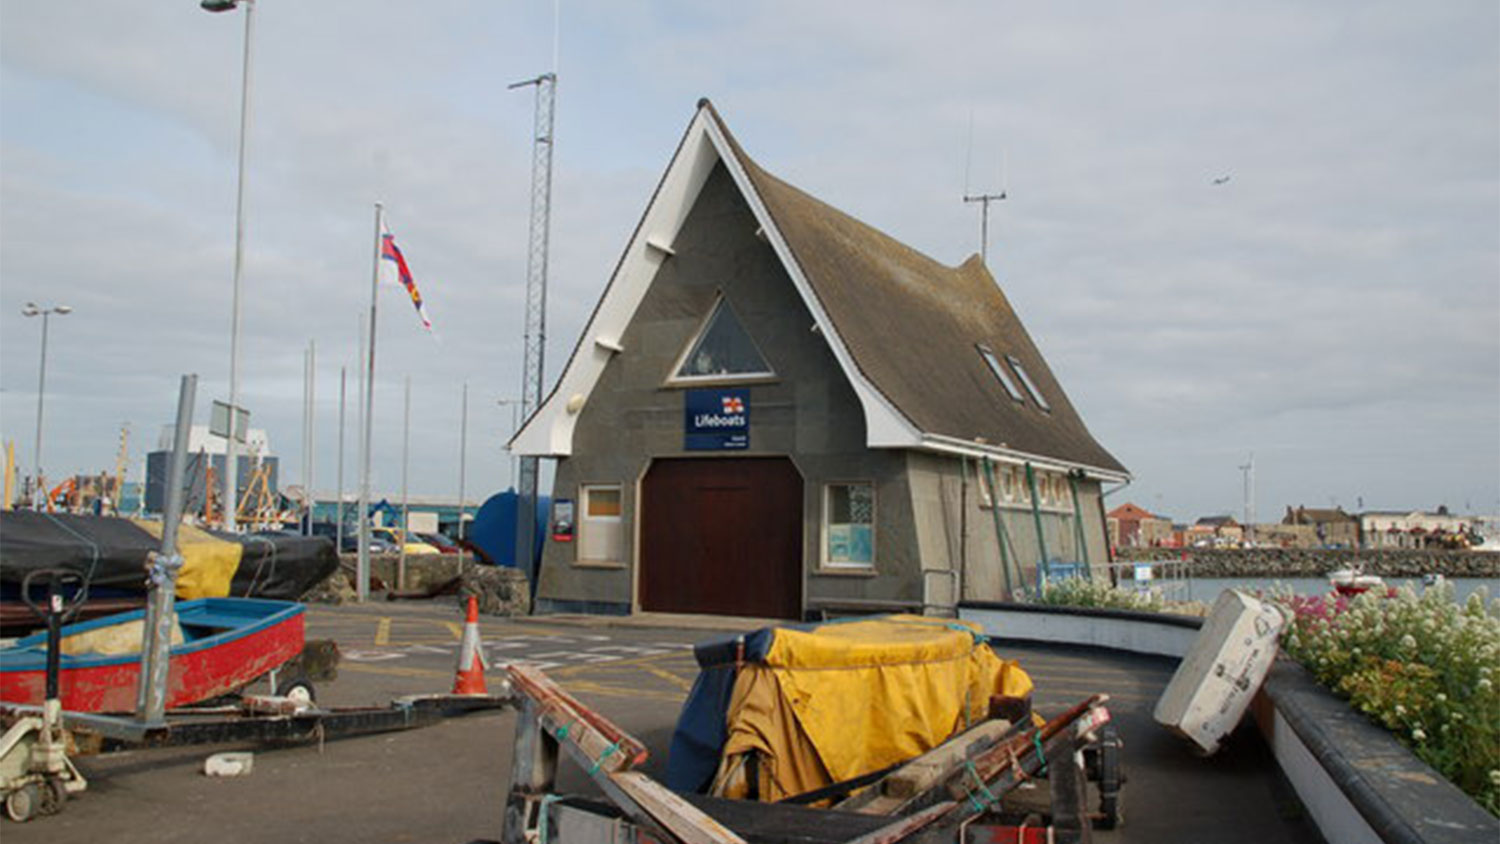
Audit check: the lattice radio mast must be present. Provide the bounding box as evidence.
[508,72,556,583]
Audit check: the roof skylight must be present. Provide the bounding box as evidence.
[978,345,1024,402]
[1006,354,1051,411]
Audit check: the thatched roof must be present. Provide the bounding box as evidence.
[514,99,1127,479]
[703,101,1126,475]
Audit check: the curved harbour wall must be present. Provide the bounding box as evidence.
[960,601,1499,844]
[1113,547,1500,579]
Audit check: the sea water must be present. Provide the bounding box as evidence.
[1172,576,1497,605]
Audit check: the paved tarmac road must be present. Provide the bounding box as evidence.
[4,600,1323,844]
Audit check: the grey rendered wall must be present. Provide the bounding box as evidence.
[903,452,1111,603]
[536,162,923,615]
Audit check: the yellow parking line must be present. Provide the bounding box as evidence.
[444,621,463,640]
[374,617,391,646]
[561,679,686,702]
[639,663,695,691]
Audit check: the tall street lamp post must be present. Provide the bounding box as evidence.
[21,302,73,509]
[201,0,255,530]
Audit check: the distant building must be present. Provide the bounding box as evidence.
[144,424,278,516]
[1188,515,1242,547]
[1283,505,1358,548]
[1107,502,1174,548]
[1360,507,1483,550]
[1253,522,1318,549]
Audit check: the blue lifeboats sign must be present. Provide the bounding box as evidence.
[684,388,749,451]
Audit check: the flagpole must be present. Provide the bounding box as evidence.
[358,202,382,602]
[308,339,316,527]
[336,364,346,557]
[457,381,468,542]
[399,374,410,592]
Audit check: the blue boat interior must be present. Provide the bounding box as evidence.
[1,598,303,669]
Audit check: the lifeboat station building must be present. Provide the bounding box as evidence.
[512,101,1129,620]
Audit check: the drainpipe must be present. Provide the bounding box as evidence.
[1099,477,1130,566]
[959,458,969,603]
[979,458,1015,599]
[1024,462,1049,591]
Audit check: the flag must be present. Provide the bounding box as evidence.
[380,224,433,331]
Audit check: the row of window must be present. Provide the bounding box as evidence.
[574,481,877,569]
[976,464,1074,511]
[576,468,1069,572]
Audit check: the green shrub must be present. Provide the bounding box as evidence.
[1271,582,1500,816]
[1020,575,1165,613]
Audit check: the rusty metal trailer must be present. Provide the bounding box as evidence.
[498,663,1121,844]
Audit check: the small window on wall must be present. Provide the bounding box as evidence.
[974,463,995,508]
[824,482,874,567]
[578,484,623,564]
[1001,465,1019,503]
[670,297,774,382]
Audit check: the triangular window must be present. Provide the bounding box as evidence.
[671,297,774,382]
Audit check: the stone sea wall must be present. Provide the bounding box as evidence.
[1113,547,1500,579]
[302,554,530,616]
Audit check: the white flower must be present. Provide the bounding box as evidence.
[1412,728,1427,741]
[1394,704,1407,716]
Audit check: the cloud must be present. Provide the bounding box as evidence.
[2,0,1495,526]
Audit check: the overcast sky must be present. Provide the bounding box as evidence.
[2,1,1496,524]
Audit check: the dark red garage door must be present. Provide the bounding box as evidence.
[640,457,802,619]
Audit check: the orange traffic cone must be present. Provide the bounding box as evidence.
[452,594,489,695]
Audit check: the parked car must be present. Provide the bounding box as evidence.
[371,527,439,555]
[307,521,395,553]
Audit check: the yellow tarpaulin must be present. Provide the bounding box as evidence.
[710,615,1033,803]
[132,520,243,600]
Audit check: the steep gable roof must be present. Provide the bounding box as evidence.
[1108,502,1160,521]
[513,100,1126,480]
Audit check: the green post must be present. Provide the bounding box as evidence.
[1025,463,1049,590]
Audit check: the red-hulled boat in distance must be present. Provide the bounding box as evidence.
[1327,567,1385,596]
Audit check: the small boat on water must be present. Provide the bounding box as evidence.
[1327,567,1385,596]
[0,598,304,713]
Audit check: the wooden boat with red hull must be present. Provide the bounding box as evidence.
[0,598,304,713]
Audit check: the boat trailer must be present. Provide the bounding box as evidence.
[499,663,1123,844]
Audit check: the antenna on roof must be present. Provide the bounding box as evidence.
[963,187,1006,266]
[962,119,1006,266]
